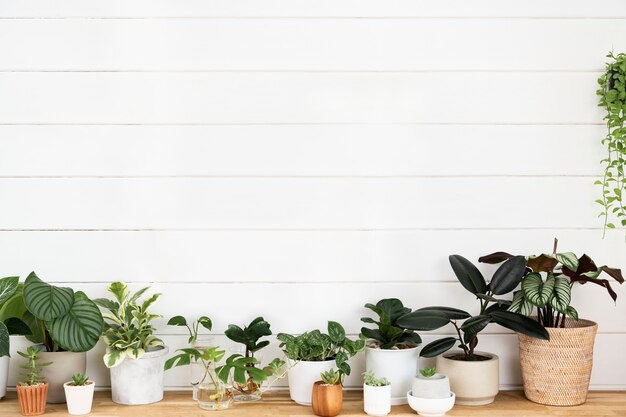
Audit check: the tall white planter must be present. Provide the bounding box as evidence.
[363,384,391,417]
[110,346,169,405]
[64,381,95,415]
[286,359,334,405]
[0,356,8,399]
[365,346,419,405]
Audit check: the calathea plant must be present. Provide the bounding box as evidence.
[399,255,549,360]
[277,321,365,380]
[94,282,164,367]
[480,238,624,328]
[0,276,33,357]
[596,51,626,236]
[0,272,103,353]
[360,298,423,349]
[222,317,285,398]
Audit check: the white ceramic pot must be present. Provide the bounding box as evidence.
[63,380,95,415]
[365,345,419,405]
[38,350,87,404]
[407,390,455,417]
[110,346,169,405]
[363,384,391,417]
[0,356,8,399]
[411,374,450,399]
[435,350,499,406]
[286,359,334,405]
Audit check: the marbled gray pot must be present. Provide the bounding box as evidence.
[38,350,87,404]
[110,346,169,405]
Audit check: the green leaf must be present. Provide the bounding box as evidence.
[23,272,74,321]
[140,293,161,312]
[328,321,346,343]
[46,291,104,352]
[0,322,9,357]
[103,347,126,368]
[167,315,187,326]
[489,310,549,340]
[107,282,129,305]
[522,273,555,308]
[396,310,449,331]
[449,255,488,295]
[459,315,492,336]
[419,337,456,358]
[549,278,571,313]
[416,306,471,320]
[198,316,212,331]
[0,277,19,305]
[489,256,526,295]
[566,306,579,320]
[555,253,579,271]
[507,291,534,316]
[5,317,32,335]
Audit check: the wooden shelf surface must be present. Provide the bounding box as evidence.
[0,390,625,416]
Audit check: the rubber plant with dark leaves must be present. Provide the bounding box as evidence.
[222,317,285,398]
[0,272,103,353]
[397,255,549,360]
[479,238,624,328]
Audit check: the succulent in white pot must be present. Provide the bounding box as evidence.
[63,373,94,415]
[362,371,391,417]
[94,282,168,405]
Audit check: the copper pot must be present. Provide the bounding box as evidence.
[17,382,48,416]
[311,381,342,417]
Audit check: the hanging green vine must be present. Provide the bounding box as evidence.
[596,52,626,236]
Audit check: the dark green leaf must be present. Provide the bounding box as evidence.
[459,315,492,336]
[489,310,549,340]
[449,255,487,295]
[490,256,526,295]
[419,337,456,358]
[416,306,470,320]
[396,310,449,331]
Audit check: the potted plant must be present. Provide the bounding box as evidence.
[2,273,103,403]
[16,346,50,416]
[277,321,365,405]
[94,282,168,405]
[401,255,548,405]
[223,316,285,402]
[312,368,343,417]
[407,367,454,417]
[0,275,32,399]
[596,51,626,237]
[63,373,94,415]
[360,298,424,405]
[362,371,391,417]
[480,238,624,405]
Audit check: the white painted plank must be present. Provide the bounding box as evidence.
[2,19,623,71]
[0,125,604,177]
[1,0,626,18]
[0,177,602,229]
[0,72,603,124]
[0,230,623,284]
[7,334,625,389]
[2,282,619,335]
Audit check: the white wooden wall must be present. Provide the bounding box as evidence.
[1,0,625,390]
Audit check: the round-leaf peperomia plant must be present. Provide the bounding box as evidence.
[480,238,624,328]
[401,255,549,360]
[94,282,164,368]
[277,321,365,380]
[596,51,626,235]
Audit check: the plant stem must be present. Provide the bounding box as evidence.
[451,321,469,359]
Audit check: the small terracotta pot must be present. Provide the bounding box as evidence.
[16,382,48,416]
[311,381,342,417]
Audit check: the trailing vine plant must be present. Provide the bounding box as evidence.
[596,52,626,236]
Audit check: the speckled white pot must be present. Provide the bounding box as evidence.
[0,356,8,399]
[286,359,335,405]
[363,383,391,417]
[110,346,169,405]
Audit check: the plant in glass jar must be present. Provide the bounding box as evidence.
[167,315,213,347]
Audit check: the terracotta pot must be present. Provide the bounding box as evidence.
[311,381,342,417]
[518,319,598,406]
[16,382,48,416]
[435,350,499,406]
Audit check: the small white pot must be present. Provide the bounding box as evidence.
[411,374,450,399]
[407,390,455,417]
[0,356,8,399]
[435,350,499,406]
[64,381,95,415]
[363,384,391,417]
[365,345,419,405]
[110,346,169,405]
[286,359,334,405]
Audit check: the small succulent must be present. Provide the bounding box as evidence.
[71,373,89,386]
[419,367,437,378]
[18,346,50,386]
[362,371,390,387]
[320,368,341,386]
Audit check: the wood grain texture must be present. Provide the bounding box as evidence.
[0,391,624,416]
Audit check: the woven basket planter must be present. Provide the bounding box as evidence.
[16,382,48,416]
[518,319,597,406]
